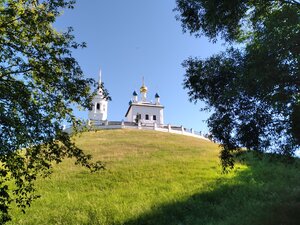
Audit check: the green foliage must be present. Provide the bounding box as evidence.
[175,0,300,170]
[7,130,300,225]
[0,0,105,222]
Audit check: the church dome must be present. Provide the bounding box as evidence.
[140,84,148,93]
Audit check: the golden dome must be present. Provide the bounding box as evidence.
[140,84,148,93]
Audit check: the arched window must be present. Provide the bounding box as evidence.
[96,103,100,110]
[153,115,156,121]
[145,114,149,120]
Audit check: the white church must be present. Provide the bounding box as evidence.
[85,70,208,141]
[88,71,164,126]
[125,79,164,125]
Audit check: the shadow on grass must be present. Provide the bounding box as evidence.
[122,153,300,225]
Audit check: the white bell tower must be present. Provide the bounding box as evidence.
[88,69,108,123]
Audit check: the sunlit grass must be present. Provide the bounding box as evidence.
[8,130,300,225]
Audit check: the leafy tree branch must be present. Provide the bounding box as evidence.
[176,0,300,171]
[0,0,105,223]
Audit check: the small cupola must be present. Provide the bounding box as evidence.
[155,93,160,104]
[140,85,148,94]
[132,90,138,102]
[140,77,147,102]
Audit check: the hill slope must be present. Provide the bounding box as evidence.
[9,129,300,225]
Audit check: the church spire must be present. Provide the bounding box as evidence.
[98,69,103,95]
[99,69,102,86]
[140,76,148,102]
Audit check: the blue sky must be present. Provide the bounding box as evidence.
[55,0,224,133]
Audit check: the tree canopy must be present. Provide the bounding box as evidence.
[0,0,104,222]
[175,0,300,169]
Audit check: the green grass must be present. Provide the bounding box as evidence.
[8,129,300,225]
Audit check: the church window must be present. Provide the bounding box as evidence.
[145,114,149,120]
[96,103,100,110]
[153,115,156,120]
[135,113,141,124]
[103,104,106,111]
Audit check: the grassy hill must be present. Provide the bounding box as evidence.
[8,129,300,225]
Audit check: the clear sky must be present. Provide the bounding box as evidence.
[55,0,224,133]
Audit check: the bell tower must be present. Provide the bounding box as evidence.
[88,69,108,123]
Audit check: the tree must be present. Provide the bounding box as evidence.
[0,0,105,222]
[175,0,300,170]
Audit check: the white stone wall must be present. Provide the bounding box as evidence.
[126,104,164,125]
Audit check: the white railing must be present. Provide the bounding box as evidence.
[63,120,210,141]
